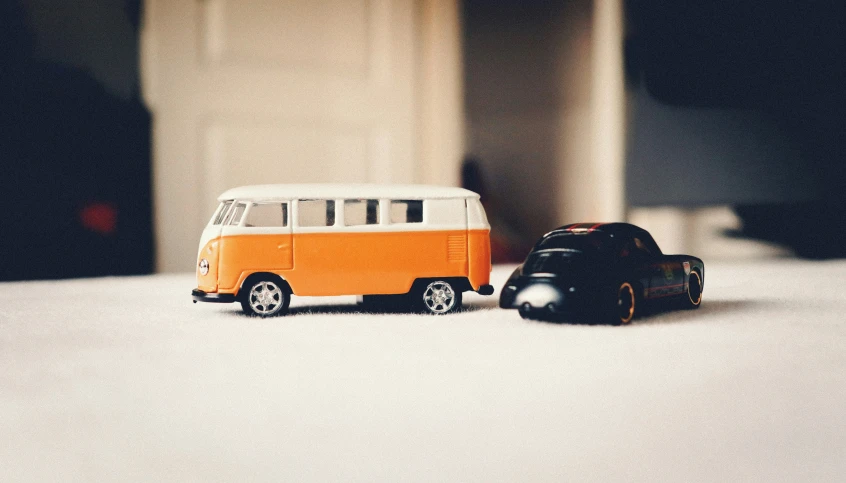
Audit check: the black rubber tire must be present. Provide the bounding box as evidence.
[415,279,462,315]
[240,276,290,317]
[519,302,534,320]
[684,270,703,309]
[610,281,637,325]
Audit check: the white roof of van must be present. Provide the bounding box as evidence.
[218,184,481,201]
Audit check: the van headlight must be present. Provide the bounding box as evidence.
[199,258,209,275]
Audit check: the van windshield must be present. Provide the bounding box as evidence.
[212,200,234,225]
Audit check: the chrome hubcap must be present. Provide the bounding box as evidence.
[423,281,455,314]
[249,281,283,315]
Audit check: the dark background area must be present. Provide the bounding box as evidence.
[0,0,152,280]
[625,0,846,257]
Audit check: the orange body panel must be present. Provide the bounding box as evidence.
[217,233,293,293]
[468,230,492,289]
[199,229,491,297]
[196,239,220,292]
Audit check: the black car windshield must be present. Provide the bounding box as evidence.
[534,233,612,254]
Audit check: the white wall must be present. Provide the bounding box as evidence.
[142,0,464,272]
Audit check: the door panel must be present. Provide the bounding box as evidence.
[217,202,293,291]
[647,260,685,299]
[216,233,293,292]
[200,0,371,73]
[219,231,293,272]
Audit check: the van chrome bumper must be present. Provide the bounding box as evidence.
[192,289,237,303]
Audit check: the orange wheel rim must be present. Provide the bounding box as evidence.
[688,272,702,306]
[618,282,635,324]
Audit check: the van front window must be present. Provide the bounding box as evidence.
[212,200,233,225]
[227,203,247,226]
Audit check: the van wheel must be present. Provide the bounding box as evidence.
[418,280,462,315]
[240,278,290,317]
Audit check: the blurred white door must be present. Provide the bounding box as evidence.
[142,0,463,272]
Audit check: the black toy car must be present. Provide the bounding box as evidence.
[499,223,704,324]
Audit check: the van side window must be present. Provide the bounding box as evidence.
[227,202,247,226]
[245,202,288,227]
[298,199,336,227]
[390,200,423,223]
[345,199,380,226]
[213,201,233,225]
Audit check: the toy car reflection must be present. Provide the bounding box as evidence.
[499,223,703,324]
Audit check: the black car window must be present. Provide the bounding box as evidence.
[535,233,611,254]
[633,237,653,256]
[635,232,663,255]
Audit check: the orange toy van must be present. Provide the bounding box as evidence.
[191,184,493,316]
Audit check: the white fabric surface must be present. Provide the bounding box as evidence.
[1,261,845,482]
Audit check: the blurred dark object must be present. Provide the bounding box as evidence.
[626,0,846,257]
[732,204,845,260]
[0,0,152,280]
[461,157,529,263]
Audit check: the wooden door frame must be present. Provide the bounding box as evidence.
[415,0,465,187]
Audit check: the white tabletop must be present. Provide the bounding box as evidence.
[1,261,845,482]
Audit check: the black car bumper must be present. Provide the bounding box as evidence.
[501,284,565,309]
[500,279,594,317]
[192,289,237,303]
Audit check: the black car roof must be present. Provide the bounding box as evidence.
[543,222,647,238]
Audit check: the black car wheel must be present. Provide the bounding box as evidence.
[684,271,703,309]
[613,282,636,325]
